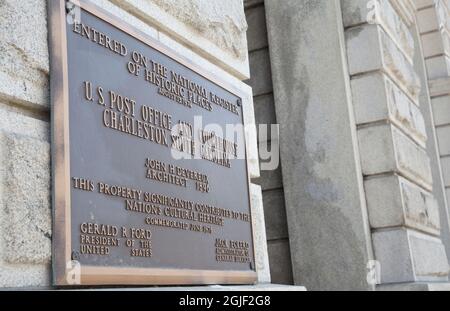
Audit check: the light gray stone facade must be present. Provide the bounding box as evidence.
[1,0,450,290]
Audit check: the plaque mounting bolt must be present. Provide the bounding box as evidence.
[237,99,242,107]
[71,250,80,260]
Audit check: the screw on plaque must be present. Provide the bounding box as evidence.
[237,99,242,107]
[66,1,74,14]
[71,250,80,260]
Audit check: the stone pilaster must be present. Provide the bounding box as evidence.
[265,0,374,290]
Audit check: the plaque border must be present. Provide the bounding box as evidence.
[49,0,257,286]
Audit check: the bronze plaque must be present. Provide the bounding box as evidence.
[49,0,256,285]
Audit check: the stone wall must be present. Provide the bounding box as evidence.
[0,0,268,288]
[416,0,450,250]
[262,0,450,290]
[343,0,450,285]
[244,0,294,285]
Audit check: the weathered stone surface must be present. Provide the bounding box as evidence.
[421,31,445,58]
[254,165,283,191]
[437,125,450,155]
[413,17,450,266]
[253,94,276,125]
[417,6,440,33]
[342,0,414,61]
[426,55,450,80]
[429,77,450,98]
[442,156,450,187]
[245,4,268,52]
[365,174,440,235]
[431,96,450,126]
[266,0,373,291]
[391,0,417,26]
[262,189,289,240]
[346,24,421,101]
[410,231,449,280]
[358,124,433,190]
[373,228,449,283]
[153,0,247,59]
[392,125,433,188]
[244,0,263,9]
[378,282,450,291]
[415,0,435,10]
[249,183,271,283]
[253,94,277,142]
[246,49,273,96]
[0,131,51,264]
[351,72,427,145]
[113,0,248,61]
[267,239,294,285]
[0,264,50,288]
[105,0,249,79]
[0,0,49,108]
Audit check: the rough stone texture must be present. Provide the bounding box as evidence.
[344,0,450,288]
[346,24,421,101]
[413,0,450,270]
[342,0,415,61]
[421,31,445,58]
[0,264,50,288]
[244,0,263,9]
[431,96,450,126]
[249,183,271,283]
[365,175,440,235]
[0,132,51,264]
[148,0,248,60]
[0,107,50,288]
[0,0,49,109]
[417,6,439,33]
[267,239,294,285]
[255,165,283,191]
[266,0,374,291]
[246,49,273,96]
[358,124,433,190]
[244,2,294,286]
[442,156,450,186]
[0,0,262,289]
[253,94,277,142]
[262,189,289,240]
[378,282,450,291]
[245,4,268,52]
[427,56,450,80]
[373,229,449,283]
[351,72,427,145]
[109,0,250,79]
[429,77,450,97]
[437,125,450,155]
